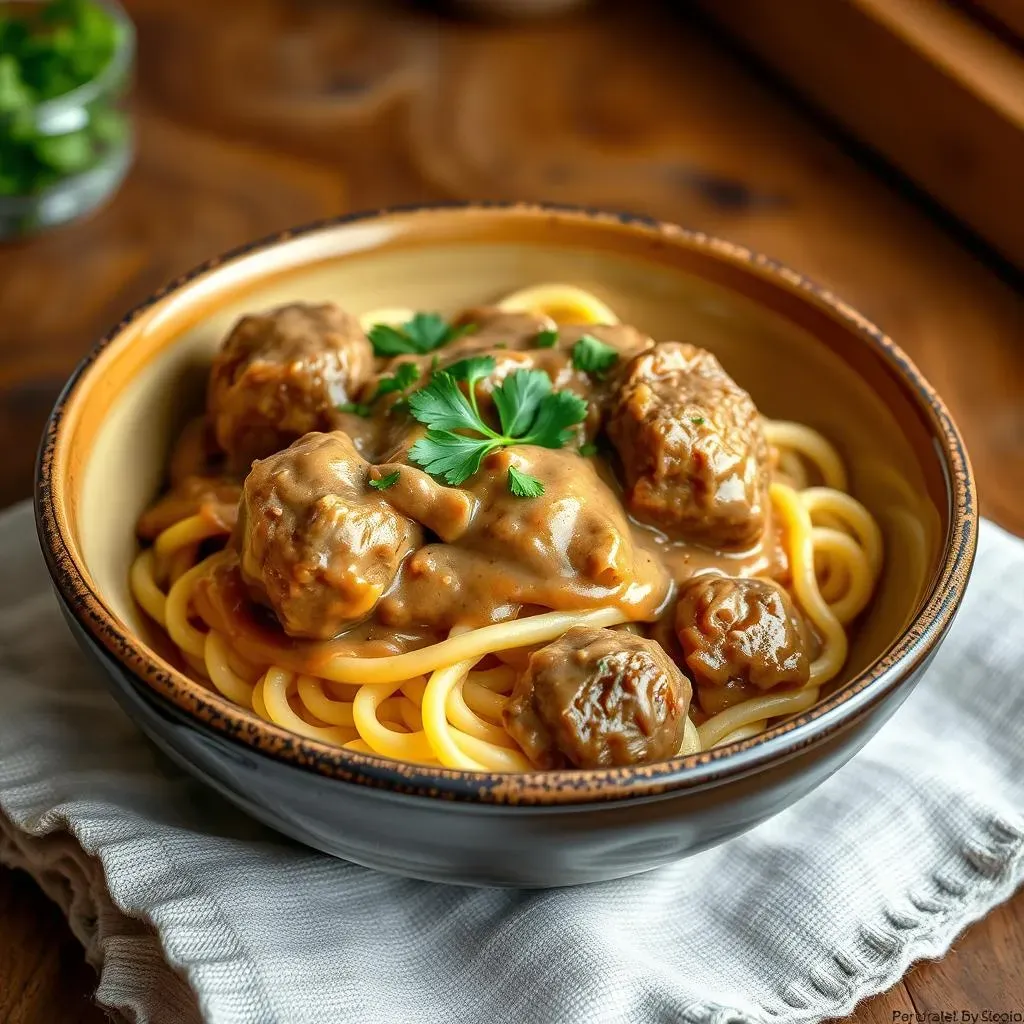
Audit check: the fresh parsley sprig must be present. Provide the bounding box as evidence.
[571,334,618,377]
[369,470,400,491]
[376,361,420,397]
[406,364,587,494]
[337,362,421,417]
[507,465,545,498]
[0,0,129,199]
[367,313,475,357]
[337,400,373,417]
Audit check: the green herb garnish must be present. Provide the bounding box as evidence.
[690,416,706,425]
[0,56,33,115]
[579,442,598,457]
[0,0,129,198]
[571,334,618,377]
[444,355,496,383]
[534,328,559,349]
[507,465,545,498]
[368,313,475,357]
[337,401,373,418]
[407,367,587,490]
[375,362,420,398]
[369,470,401,491]
[340,363,421,418]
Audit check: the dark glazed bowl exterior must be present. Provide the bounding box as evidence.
[35,203,976,886]
[61,604,939,887]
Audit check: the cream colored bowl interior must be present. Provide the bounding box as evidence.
[65,214,946,688]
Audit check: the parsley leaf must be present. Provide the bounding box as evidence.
[534,328,558,349]
[507,466,545,498]
[366,324,420,357]
[407,372,492,435]
[340,363,420,418]
[34,129,94,173]
[0,55,32,115]
[409,430,498,485]
[445,355,496,385]
[337,401,373,417]
[369,470,401,491]
[571,334,619,377]
[579,442,598,457]
[519,387,589,448]
[0,0,129,200]
[375,362,420,397]
[406,367,588,493]
[367,313,474,357]
[492,370,551,438]
[407,313,454,349]
[690,415,706,425]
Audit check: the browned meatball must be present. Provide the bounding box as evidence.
[607,342,769,550]
[235,431,421,640]
[503,627,690,769]
[675,575,812,691]
[208,303,373,470]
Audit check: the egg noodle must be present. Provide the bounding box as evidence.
[130,286,883,771]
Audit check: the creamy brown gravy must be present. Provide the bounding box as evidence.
[373,445,671,631]
[193,558,438,675]
[147,307,789,669]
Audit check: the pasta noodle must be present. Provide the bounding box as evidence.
[496,283,620,325]
[130,288,884,770]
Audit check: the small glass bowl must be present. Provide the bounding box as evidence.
[0,0,135,240]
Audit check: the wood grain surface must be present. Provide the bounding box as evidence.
[0,1,1021,1021]
[698,0,1024,270]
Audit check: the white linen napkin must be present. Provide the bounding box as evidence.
[1,499,1023,1024]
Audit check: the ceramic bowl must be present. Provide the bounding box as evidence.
[35,203,976,887]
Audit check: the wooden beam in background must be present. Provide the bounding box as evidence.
[696,0,1024,270]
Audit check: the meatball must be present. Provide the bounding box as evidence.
[607,342,769,550]
[208,303,373,469]
[675,575,812,691]
[236,431,421,640]
[503,627,690,769]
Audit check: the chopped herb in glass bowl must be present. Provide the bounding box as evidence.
[0,0,134,238]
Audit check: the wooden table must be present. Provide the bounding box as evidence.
[1,1,1022,1020]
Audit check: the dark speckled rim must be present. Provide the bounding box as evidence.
[35,202,977,805]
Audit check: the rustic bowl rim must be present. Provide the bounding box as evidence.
[34,200,978,806]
